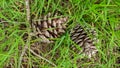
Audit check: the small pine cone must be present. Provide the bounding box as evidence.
[70,24,98,58]
[31,12,68,43]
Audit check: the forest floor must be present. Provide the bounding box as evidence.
[0,0,120,68]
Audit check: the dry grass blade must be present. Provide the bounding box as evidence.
[28,48,57,67]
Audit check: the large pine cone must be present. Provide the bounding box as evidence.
[70,24,98,58]
[31,12,68,43]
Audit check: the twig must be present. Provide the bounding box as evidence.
[25,0,31,23]
[28,48,57,67]
[18,45,28,68]
[18,0,31,68]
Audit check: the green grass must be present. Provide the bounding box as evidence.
[0,0,120,68]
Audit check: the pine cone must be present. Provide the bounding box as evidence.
[70,24,98,58]
[31,12,68,43]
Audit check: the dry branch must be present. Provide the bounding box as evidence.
[25,0,31,23]
[18,0,31,68]
[29,48,57,67]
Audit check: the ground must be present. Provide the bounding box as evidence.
[0,0,120,68]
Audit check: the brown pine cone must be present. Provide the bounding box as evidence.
[70,24,98,58]
[31,12,68,43]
